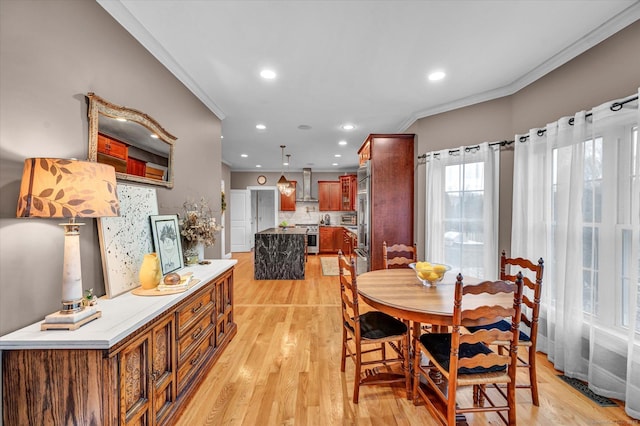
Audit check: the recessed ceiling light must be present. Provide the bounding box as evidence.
[150,134,159,139]
[341,123,355,130]
[332,163,339,166]
[338,140,347,146]
[428,71,446,81]
[241,154,248,158]
[334,154,341,158]
[260,69,276,79]
[221,135,224,139]
[256,124,266,130]
[256,164,262,168]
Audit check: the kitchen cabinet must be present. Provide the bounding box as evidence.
[319,226,342,253]
[279,180,296,211]
[358,134,414,271]
[1,262,236,426]
[339,175,357,211]
[341,228,357,255]
[318,181,341,211]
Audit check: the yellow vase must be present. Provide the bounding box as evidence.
[139,253,162,290]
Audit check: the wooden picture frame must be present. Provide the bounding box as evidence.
[150,214,184,275]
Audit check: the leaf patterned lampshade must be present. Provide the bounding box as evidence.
[16,158,120,218]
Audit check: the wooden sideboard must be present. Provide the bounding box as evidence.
[1,260,237,425]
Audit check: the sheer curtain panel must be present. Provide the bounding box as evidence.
[424,142,500,279]
[511,90,639,419]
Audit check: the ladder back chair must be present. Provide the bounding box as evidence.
[413,273,524,425]
[338,251,411,403]
[467,250,544,406]
[382,241,417,269]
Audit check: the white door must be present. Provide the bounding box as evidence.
[230,189,251,252]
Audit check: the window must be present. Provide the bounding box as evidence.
[425,143,500,280]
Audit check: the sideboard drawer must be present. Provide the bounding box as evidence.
[177,333,214,393]
[177,306,214,364]
[176,288,214,336]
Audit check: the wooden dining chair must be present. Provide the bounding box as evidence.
[382,241,416,269]
[466,251,544,406]
[338,251,411,403]
[413,273,524,425]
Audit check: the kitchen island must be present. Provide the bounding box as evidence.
[255,227,307,279]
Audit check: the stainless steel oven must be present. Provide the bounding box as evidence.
[296,224,319,254]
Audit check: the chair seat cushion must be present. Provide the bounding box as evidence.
[420,333,506,375]
[465,319,530,342]
[347,311,407,339]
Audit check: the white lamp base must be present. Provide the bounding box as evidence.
[41,306,101,331]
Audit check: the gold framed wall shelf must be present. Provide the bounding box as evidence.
[87,92,177,189]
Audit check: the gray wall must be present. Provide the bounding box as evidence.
[0,1,223,335]
[409,20,640,260]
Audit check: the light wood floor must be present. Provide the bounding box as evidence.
[176,252,634,425]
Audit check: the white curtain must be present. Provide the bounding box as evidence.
[425,142,500,279]
[512,90,639,419]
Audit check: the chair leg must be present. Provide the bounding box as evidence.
[353,346,361,403]
[340,328,347,372]
[447,381,458,426]
[529,348,540,406]
[507,380,517,425]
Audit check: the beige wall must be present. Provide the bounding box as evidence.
[0,1,222,334]
[410,20,640,260]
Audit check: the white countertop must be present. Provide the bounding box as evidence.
[0,259,237,351]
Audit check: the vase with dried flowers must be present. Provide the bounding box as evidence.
[180,197,222,264]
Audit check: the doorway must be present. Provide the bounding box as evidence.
[229,186,279,252]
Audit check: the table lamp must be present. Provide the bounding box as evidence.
[16,158,120,329]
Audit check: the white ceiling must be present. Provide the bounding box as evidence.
[98,0,640,172]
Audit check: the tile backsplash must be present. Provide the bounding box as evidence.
[278,202,350,225]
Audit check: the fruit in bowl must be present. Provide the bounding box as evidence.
[409,262,451,286]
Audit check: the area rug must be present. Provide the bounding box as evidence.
[320,257,340,276]
[558,375,617,407]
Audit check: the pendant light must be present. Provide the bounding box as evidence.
[277,145,292,195]
[282,154,294,196]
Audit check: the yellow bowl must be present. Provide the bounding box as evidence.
[409,262,451,286]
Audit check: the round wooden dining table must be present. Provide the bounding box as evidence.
[356,268,510,401]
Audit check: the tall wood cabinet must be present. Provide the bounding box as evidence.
[359,134,414,271]
[1,263,236,426]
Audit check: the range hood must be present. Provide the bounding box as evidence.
[296,168,318,202]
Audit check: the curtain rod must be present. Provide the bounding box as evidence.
[417,139,512,160]
[518,95,638,143]
[417,94,638,160]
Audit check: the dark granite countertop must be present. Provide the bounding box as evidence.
[257,227,307,235]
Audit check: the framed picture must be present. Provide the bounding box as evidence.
[98,183,158,298]
[150,214,184,276]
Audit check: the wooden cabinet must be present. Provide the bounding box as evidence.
[319,226,342,253]
[339,175,357,211]
[121,313,176,425]
[318,181,341,211]
[358,134,414,271]
[341,228,357,255]
[98,133,128,160]
[2,266,236,426]
[279,180,296,211]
